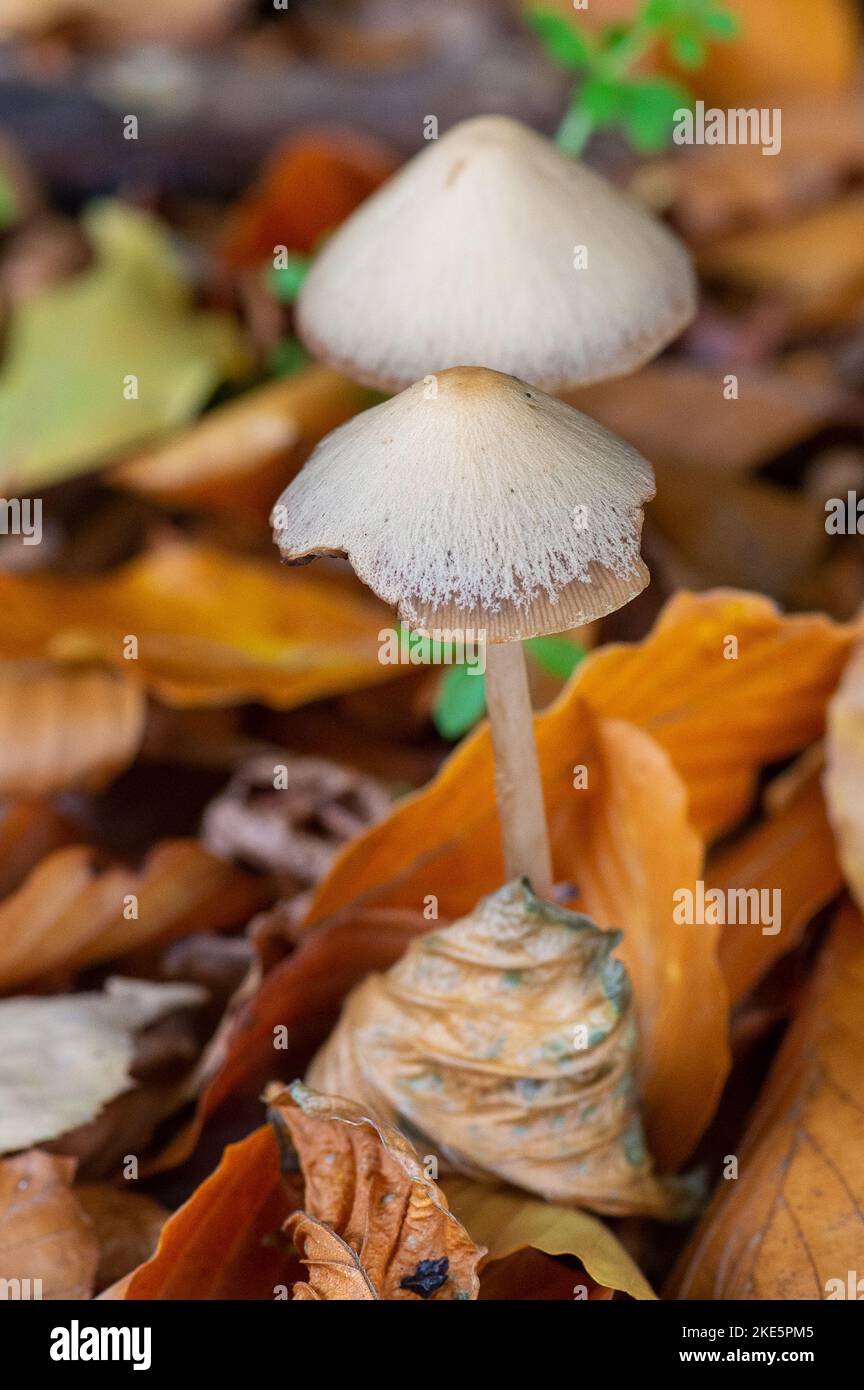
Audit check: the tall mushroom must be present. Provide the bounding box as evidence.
[272,366,655,898]
[280,114,695,898]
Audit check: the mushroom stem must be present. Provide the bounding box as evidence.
[484,642,554,899]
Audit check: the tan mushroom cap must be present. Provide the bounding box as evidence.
[271,366,655,641]
[297,114,697,393]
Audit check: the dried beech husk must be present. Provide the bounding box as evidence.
[308,880,694,1217]
[266,1080,484,1300]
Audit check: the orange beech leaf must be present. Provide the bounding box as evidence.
[443,1177,655,1300]
[223,131,398,267]
[712,770,841,1005]
[825,640,864,913]
[308,880,694,1214]
[303,592,851,934]
[0,839,269,993]
[122,1125,303,1299]
[268,1081,483,1300]
[0,1151,98,1300]
[564,718,720,1171]
[669,902,864,1300]
[76,1185,167,1293]
[694,0,859,105]
[0,665,145,797]
[0,539,395,709]
[111,366,372,519]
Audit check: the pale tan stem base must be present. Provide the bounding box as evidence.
[484,642,553,900]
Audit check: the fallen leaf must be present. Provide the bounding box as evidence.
[76,1184,167,1292]
[569,364,842,476]
[443,1176,656,1300]
[825,639,864,914]
[0,538,396,709]
[287,1214,377,1300]
[694,0,860,105]
[302,592,851,934]
[565,717,722,1171]
[269,1081,484,1299]
[0,977,204,1153]
[0,201,249,492]
[0,1150,98,1300]
[308,880,693,1215]
[0,665,146,798]
[712,768,841,1004]
[121,1124,303,1299]
[111,366,372,518]
[669,901,864,1299]
[0,839,268,993]
[202,751,391,882]
[223,131,398,267]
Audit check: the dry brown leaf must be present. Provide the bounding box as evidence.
[267,1080,484,1300]
[669,902,864,1299]
[0,839,268,993]
[76,1184,167,1293]
[569,364,840,476]
[0,664,145,798]
[0,538,395,709]
[111,367,372,518]
[0,1151,98,1300]
[0,977,204,1153]
[308,880,693,1216]
[287,1213,377,1300]
[825,640,864,913]
[202,752,390,882]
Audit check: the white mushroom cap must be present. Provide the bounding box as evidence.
[297,115,697,392]
[271,366,655,641]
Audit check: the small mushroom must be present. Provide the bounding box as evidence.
[272,366,654,898]
[296,114,696,393]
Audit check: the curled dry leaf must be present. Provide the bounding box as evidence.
[0,201,249,493]
[0,977,204,1153]
[0,1151,98,1301]
[0,664,146,798]
[267,1080,484,1300]
[308,880,691,1217]
[825,639,864,913]
[202,752,391,881]
[0,539,394,709]
[669,902,864,1299]
[443,1176,655,1300]
[111,366,372,518]
[0,839,268,993]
